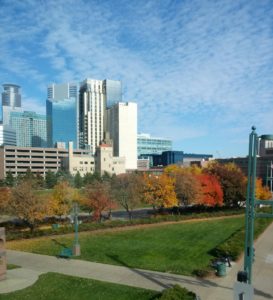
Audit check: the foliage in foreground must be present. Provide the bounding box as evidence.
[156,285,196,300]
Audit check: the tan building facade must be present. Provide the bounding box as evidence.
[95,143,125,176]
[0,145,90,179]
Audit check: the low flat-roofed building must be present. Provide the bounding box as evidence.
[0,145,90,179]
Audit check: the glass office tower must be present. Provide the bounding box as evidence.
[103,79,122,108]
[10,111,47,147]
[137,133,172,157]
[46,83,78,148]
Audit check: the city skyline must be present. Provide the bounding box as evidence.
[1,0,273,158]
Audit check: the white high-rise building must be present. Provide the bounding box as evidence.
[106,102,137,170]
[79,79,106,154]
[0,124,16,146]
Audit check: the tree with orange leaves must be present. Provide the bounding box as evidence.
[0,187,11,214]
[196,174,223,207]
[8,179,49,232]
[256,178,272,200]
[142,173,178,209]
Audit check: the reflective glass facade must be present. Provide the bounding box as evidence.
[10,111,47,147]
[46,98,77,148]
[137,133,172,157]
[103,79,122,108]
[46,83,78,149]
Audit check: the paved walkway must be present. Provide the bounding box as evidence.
[1,221,273,299]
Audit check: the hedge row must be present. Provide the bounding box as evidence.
[4,206,244,241]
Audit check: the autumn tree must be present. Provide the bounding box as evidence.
[142,173,178,210]
[83,181,116,222]
[204,162,247,207]
[111,173,143,220]
[256,178,272,200]
[164,165,201,206]
[8,180,49,231]
[49,181,74,218]
[196,174,223,207]
[0,187,11,214]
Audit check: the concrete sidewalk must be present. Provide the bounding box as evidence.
[2,221,273,299]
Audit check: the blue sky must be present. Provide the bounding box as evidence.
[1,0,273,158]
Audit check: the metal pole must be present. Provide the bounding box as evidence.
[243,126,257,284]
[72,202,81,256]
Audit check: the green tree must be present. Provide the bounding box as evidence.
[23,168,34,181]
[83,172,101,185]
[5,170,15,187]
[74,171,83,188]
[45,170,57,189]
[35,173,45,189]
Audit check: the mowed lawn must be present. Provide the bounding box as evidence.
[0,273,158,300]
[7,216,244,275]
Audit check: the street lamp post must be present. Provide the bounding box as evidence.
[234,127,273,299]
[72,202,81,256]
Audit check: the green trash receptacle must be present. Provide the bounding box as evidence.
[52,224,59,230]
[216,262,226,277]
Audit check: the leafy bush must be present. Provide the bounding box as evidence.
[156,285,196,300]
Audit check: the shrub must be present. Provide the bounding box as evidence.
[156,285,196,300]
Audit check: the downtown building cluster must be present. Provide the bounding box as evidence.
[0,81,214,180]
[0,80,136,179]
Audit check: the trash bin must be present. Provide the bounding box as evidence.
[216,262,226,277]
[52,224,59,230]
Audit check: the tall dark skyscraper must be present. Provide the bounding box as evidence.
[1,83,23,125]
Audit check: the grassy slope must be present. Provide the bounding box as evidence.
[0,273,158,300]
[7,216,244,275]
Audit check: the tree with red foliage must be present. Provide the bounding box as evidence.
[204,162,247,207]
[83,181,116,222]
[196,174,223,207]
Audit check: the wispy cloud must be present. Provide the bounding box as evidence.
[0,0,273,156]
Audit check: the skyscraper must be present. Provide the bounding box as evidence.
[46,83,78,148]
[1,84,23,125]
[79,79,105,154]
[0,124,16,146]
[10,111,47,147]
[106,102,137,170]
[103,79,122,108]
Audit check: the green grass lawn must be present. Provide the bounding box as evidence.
[0,272,159,300]
[7,216,244,275]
